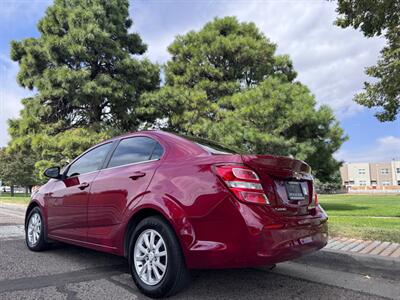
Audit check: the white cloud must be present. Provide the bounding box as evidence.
[335,136,400,163]
[0,54,32,147]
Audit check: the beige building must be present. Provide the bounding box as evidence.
[345,162,371,186]
[340,160,400,187]
[392,160,400,186]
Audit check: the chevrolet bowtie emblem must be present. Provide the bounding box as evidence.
[294,172,301,180]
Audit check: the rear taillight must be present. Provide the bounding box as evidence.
[214,165,269,205]
[309,189,318,209]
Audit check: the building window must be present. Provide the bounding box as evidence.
[397,180,400,186]
[397,168,400,174]
[359,180,367,186]
[382,181,391,186]
[358,169,366,175]
[371,180,377,185]
[349,181,355,185]
[380,168,389,175]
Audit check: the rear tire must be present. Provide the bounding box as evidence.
[128,216,191,298]
[25,207,48,251]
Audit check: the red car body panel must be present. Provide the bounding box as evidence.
[28,131,328,269]
[46,172,98,241]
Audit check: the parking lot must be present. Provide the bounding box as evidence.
[0,203,398,300]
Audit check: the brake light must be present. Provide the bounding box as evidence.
[309,189,318,209]
[214,165,269,205]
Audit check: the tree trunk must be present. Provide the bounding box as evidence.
[10,185,14,197]
[25,186,29,195]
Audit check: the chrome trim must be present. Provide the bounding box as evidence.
[102,158,160,171]
[62,169,100,180]
[226,181,263,190]
[60,159,159,180]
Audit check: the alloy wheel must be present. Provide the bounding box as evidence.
[27,212,41,246]
[133,229,168,286]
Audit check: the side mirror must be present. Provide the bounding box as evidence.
[44,167,61,179]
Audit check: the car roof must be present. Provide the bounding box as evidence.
[103,130,207,158]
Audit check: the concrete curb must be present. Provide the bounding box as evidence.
[294,247,400,281]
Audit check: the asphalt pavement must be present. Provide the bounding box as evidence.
[0,203,399,300]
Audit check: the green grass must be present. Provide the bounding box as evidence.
[319,194,400,243]
[0,196,30,206]
[0,192,31,198]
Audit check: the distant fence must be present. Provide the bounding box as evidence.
[347,186,400,194]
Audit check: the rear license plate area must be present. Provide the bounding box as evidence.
[285,181,305,201]
[299,236,313,244]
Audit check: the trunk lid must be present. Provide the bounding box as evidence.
[241,154,314,216]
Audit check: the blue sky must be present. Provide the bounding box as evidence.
[0,0,399,162]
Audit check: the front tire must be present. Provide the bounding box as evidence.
[128,216,190,298]
[25,207,48,251]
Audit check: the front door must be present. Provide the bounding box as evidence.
[87,136,164,246]
[46,142,113,241]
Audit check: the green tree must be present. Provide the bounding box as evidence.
[0,148,37,195]
[314,170,343,194]
[335,0,400,121]
[7,98,113,184]
[139,17,346,182]
[6,0,159,184]
[10,0,160,131]
[165,16,296,103]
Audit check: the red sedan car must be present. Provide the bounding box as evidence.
[25,130,328,298]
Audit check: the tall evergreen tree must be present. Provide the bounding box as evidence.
[165,16,296,102]
[139,17,347,182]
[5,0,159,182]
[10,0,160,130]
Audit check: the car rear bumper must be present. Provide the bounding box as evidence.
[248,221,328,266]
[184,199,328,269]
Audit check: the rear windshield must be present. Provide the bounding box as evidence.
[183,135,240,155]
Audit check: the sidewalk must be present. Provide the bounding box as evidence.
[325,237,400,258]
[296,237,400,281]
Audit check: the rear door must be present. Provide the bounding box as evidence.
[87,136,164,246]
[241,154,314,216]
[47,142,113,241]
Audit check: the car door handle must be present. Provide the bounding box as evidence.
[129,172,146,180]
[78,182,90,190]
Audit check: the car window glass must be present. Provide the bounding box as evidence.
[176,133,240,154]
[108,137,156,168]
[66,143,112,177]
[150,143,164,160]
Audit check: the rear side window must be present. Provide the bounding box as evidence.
[108,137,159,168]
[182,135,239,154]
[150,143,164,160]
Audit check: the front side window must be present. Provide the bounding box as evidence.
[358,169,365,175]
[108,137,160,168]
[66,143,112,177]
